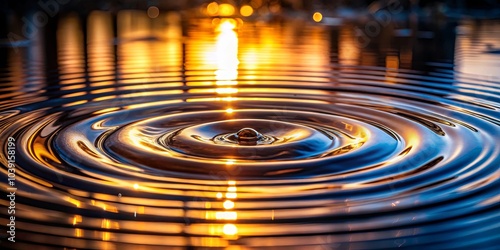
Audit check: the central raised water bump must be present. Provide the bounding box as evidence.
[158,117,338,160]
[235,127,262,144]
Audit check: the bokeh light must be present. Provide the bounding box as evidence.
[219,4,235,16]
[240,5,254,17]
[313,12,323,22]
[147,6,159,18]
[207,2,219,16]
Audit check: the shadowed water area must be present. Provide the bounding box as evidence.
[0,6,500,250]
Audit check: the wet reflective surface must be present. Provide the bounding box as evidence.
[1,9,500,249]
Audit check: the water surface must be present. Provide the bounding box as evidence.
[1,11,500,249]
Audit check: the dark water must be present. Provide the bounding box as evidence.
[1,10,500,249]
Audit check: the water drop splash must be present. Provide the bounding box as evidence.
[235,127,262,145]
[0,15,499,249]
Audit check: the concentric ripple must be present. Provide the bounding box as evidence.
[1,17,500,250]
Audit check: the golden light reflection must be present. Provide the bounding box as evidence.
[91,200,119,213]
[207,2,219,16]
[101,218,120,229]
[215,211,237,220]
[102,231,111,241]
[223,224,238,235]
[226,192,237,199]
[72,215,82,225]
[385,55,400,82]
[66,197,81,208]
[117,9,183,95]
[386,55,400,69]
[88,11,115,92]
[208,180,239,239]
[339,26,360,66]
[57,14,85,88]
[240,5,254,17]
[215,19,239,101]
[188,17,328,105]
[137,206,145,215]
[223,200,235,209]
[216,87,238,94]
[75,228,83,238]
[118,10,152,88]
[102,219,110,228]
[313,12,323,22]
[218,4,236,16]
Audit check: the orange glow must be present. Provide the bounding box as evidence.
[87,11,115,94]
[115,9,183,103]
[269,4,281,13]
[208,181,239,239]
[102,232,110,241]
[215,211,237,220]
[216,87,238,94]
[117,10,152,92]
[102,219,111,229]
[219,4,235,16]
[57,14,85,86]
[339,26,360,66]
[386,55,400,69]
[207,2,219,16]
[217,18,237,31]
[91,200,119,213]
[75,228,82,238]
[225,108,234,114]
[313,12,323,22]
[72,215,82,225]
[250,0,263,8]
[66,197,81,208]
[223,224,238,235]
[137,206,145,214]
[215,19,239,98]
[225,192,237,199]
[101,219,120,229]
[240,5,254,17]
[212,17,221,26]
[385,55,400,81]
[223,200,235,209]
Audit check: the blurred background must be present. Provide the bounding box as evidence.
[1,0,500,80]
[1,1,500,249]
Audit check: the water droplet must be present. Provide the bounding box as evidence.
[235,127,262,145]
